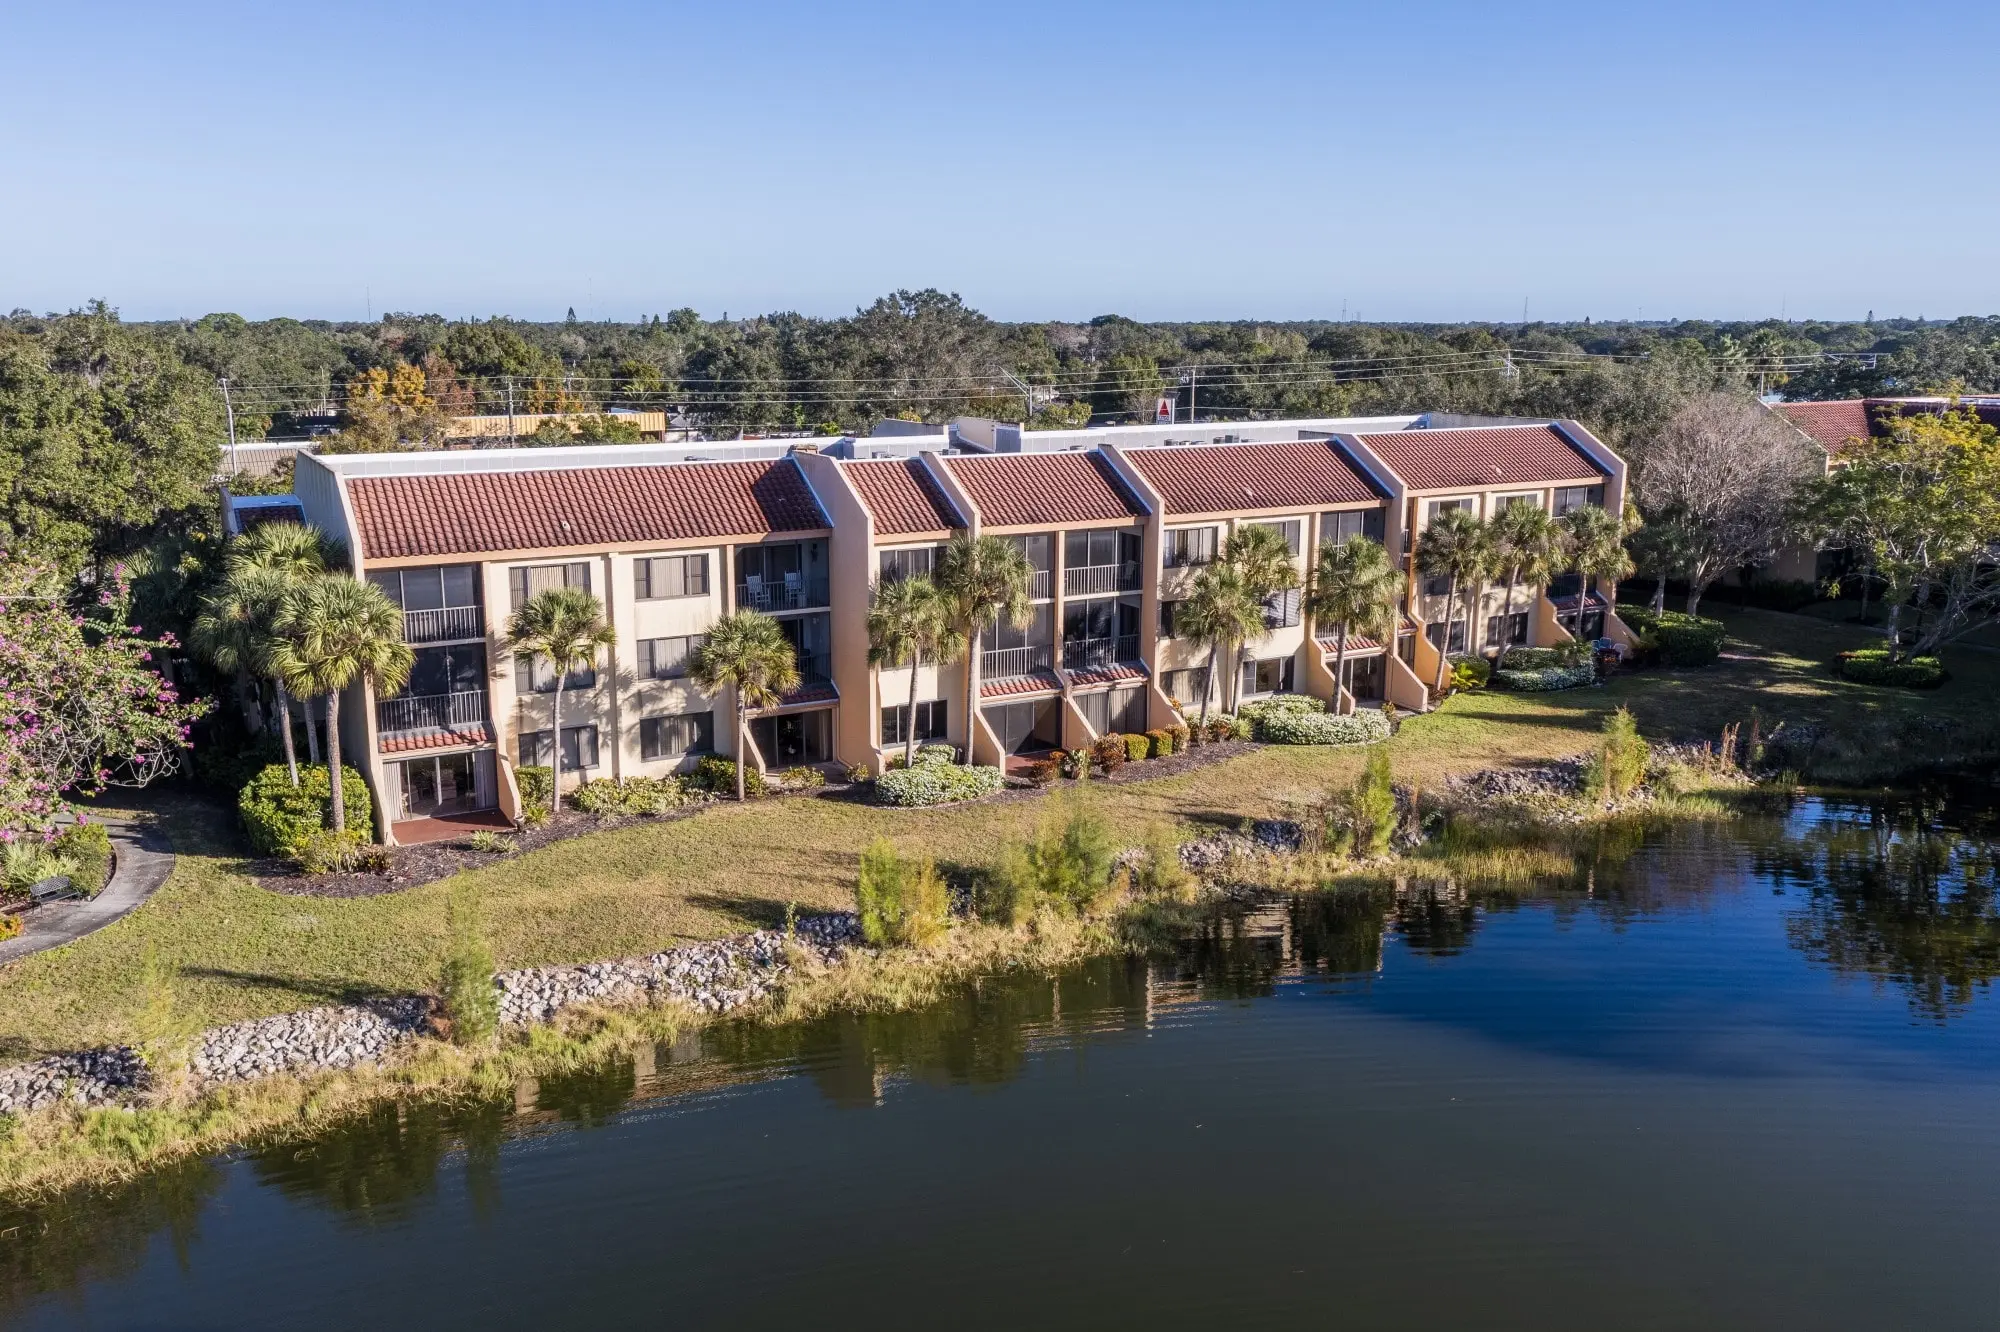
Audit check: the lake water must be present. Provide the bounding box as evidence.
[5,792,1999,1330]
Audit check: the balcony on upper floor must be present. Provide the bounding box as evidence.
[378,689,489,736]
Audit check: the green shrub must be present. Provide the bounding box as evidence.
[916,743,958,767]
[294,828,387,875]
[238,763,375,857]
[872,763,1006,806]
[1352,746,1397,858]
[2,841,76,903]
[778,765,827,789]
[1122,732,1151,763]
[1166,723,1190,753]
[514,764,553,807]
[1237,694,1325,726]
[1449,656,1491,690]
[1585,706,1651,802]
[843,763,871,784]
[53,821,113,897]
[1837,649,1947,688]
[1619,608,1726,667]
[854,837,951,946]
[1493,663,1597,692]
[0,912,20,942]
[990,796,1116,921]
[688,756,766,798]
[461,829,514,855]
[439,881,499,1047]
[1497,643,1589,671]
[1129,830,1194,903]
[1256,707,1391,746]
[570,775,693,816]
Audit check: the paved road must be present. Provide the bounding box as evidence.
[0,821,175,966]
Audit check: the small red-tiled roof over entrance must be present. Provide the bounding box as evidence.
[1773,400,1876,453]
[348,458,825,560]
[943,451,1145,527]
[842,458,963,536]
[1123,439,1384,515]
[1351,424,1605,492]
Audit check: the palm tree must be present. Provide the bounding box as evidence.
[1489,503,1565,658]
[1305,535,1401,713]
[1561,505,1635,630]
[1415,508,1491,696]
[866,574,965,769]
[933,533,1032,766]
[1224,522,1301,609]
[688,610,800,801]
[1175,562,1264,725]
[271,575,413,835]
[193,522,345,784]
[501,586,617,813]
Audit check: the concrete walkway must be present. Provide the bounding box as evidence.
[0,820,176,966]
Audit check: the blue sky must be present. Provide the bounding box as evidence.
[4,0,1994,323]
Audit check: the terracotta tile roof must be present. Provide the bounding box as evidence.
[773,680,840,707]
[944,452,1144,527]
[842,458,963,535]
[1124,440,1383,515]
[378,724,495,754]
[348,458,826,560]
[981,670,1061,699]
[1317,633,1388,654]
[1064,662,1149,688]
[1351,424,1605,492]
[1774,400,1875,452]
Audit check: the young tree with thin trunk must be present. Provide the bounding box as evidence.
[1415,508,1490,696]
[1632,392,1817,614]
[271,576,412,835]
[1175,562,1263,725]
[1305,535,1400,712]
[502,586,617,813]
[688,610,800,801]
[933,533,1032,765]
[1488,503,1565,655]
[866,574,964,768]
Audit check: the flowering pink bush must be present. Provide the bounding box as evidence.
[0,555,208,838]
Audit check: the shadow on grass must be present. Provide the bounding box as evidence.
[177,968,407,1007]
[681,892,797,931]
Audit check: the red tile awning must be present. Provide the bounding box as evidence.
[379,724,495,754]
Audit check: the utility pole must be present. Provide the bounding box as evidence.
[219,377,239,473]
[505,375,517,444]
[1186,366,1197,424]
[1002,370,1032,424]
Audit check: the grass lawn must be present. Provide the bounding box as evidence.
[2,607,1994,1064]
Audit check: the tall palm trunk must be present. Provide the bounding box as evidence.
[325,688,345,833]
[963,623,982,766]
[1199,641,1218,726]
[904,649,922,768]
[735,693,750,801]
[274,679,301,786]
[551,677,566,813]
[1431,575,1456,695]
[1456,574,1478,667]
[303,695,320,764]
[1333,620,1351,714]
[1499,566,1520,656]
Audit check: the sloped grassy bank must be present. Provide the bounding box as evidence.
[0,725,1757,1207]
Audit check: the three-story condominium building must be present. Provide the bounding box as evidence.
[277,414,1627,843]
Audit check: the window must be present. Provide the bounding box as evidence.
[401,644,486,697]
[1158,599,1181,639]
[640,711,714,761]
[637,634,705,680]
[515,654,597,693]
[519,724,600,773]
[1164,667,1211,707]
[635,553,709,600]
[879,545,941,584]
[1424,573,1454,597]
[1249,519,1303,556]
[369,564,479,613]
[1553,484,1606,516]
[1496,492,1543,512]
[1426,498,1475,521]
[1262,587,1302,630]
[1322,508,1386,546]
[1163,526,1218,568]
[1239,656,1295,697]
[881,699,948,746]
[1487,611,1530,647]
[1426,620,1469,655]
[509,562,591,610]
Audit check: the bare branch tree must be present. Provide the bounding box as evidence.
[1632,394,1819,614]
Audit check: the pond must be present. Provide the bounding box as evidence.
[5,791,1999,1330]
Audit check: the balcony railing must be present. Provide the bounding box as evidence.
[377,689,489,735]
[736,576,830,613]
[1027,568,1053,600]
[982,644,1054,679]
[1063,562,1140,597]
[402,605,483,645]
[789,652,831,684]
[1062,635,1139,672]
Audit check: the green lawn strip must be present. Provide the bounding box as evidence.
[1,608,1989,1062]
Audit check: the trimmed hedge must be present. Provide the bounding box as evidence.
[1837,649,1947,689]
[570,775,693,816]
[1497,644,1589,672]
[688,756,766,798]
[1620,608,1726,667]
[1493,663,1597,692]
[1122,732,1151,763]
[873,763,1006,806]
[1257,706,1392,746]
[238,763,375,857]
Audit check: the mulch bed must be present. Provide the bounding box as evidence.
[257,741,1268,899]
